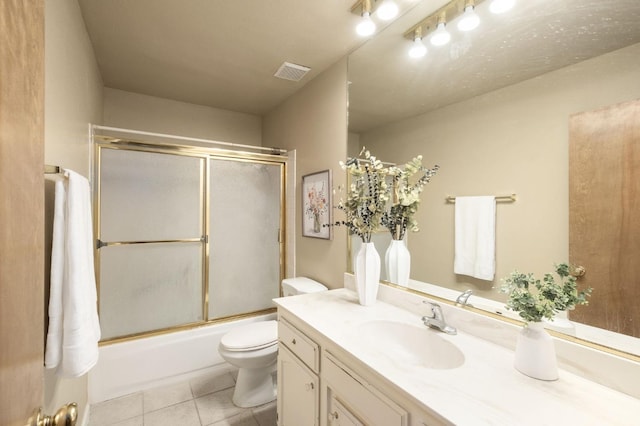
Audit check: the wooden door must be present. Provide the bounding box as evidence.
[0,1,46,424]
[569,99,640,338]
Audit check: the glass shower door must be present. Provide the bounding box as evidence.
[97,147,205,339]
[208,158,283,320]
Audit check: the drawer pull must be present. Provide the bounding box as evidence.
[330,411,339,420]
[305,382,315,391]
[291,338,297,345]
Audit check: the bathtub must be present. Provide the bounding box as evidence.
[88,313,276,403]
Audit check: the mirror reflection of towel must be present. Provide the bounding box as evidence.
[454,196,496,281]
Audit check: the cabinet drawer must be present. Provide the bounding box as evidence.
[324,352,408,426]
[278,318,320,373]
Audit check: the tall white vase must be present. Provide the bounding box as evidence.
[385,239,410,286]
[514,322,558,381]
[355,242,380,306]
[544,309,576,335]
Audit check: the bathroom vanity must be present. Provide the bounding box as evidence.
[274,286,639,425]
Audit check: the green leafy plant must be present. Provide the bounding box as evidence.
[381,156,439,240]
[500,263,593,323]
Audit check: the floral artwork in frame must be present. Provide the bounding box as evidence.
[302,170,332,240]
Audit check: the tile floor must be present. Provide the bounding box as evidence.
[88,369,277,426]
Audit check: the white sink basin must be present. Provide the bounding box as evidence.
[358,320,465,370]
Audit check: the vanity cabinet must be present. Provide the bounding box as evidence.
[323,352,408,426]
[277,311,445,426]
[277,318,320,426]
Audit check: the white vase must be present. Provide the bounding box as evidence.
[544,309,576,335]
[355,242,380,306]
[385,239,410,286]
[514,322,558,381]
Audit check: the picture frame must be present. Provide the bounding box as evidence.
[302,169,332,240]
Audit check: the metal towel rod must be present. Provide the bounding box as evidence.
[446,194,516,203]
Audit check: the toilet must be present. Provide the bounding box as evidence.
[218,277,328,408]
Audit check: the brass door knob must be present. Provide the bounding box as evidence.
[28,403,78,426]
[571,265,586,277]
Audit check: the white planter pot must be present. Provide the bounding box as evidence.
[385,239,410,286]
[544,309,576,335]
[514,322,558,381]
[355,242,380,306]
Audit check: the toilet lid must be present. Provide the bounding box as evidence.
[221,320,278,351]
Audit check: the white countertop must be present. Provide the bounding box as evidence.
[274,288,640,426]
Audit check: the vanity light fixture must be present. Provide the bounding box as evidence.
[489,0,515,14]
[356,0,376,36]
[430,13,451,46]
[403,0,517,58]
[408,27,428,58]
[376,0,399,21]
[457,0,480,32]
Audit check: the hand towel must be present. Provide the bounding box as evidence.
[454,196,496,281]
[45,169,101,377]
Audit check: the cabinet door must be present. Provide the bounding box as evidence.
[323,353,408,426]
[277,345,319,426]
[328,395,365,426]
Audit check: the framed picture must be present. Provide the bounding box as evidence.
[302,169,332,240]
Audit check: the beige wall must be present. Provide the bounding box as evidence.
[361,43,640,299]
[103,88,262,146]
[43,0,103,421]
[264,59,349,289]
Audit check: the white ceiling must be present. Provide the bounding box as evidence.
[77,0,390,115]
[348,0,640,132]
[78,0,640,127]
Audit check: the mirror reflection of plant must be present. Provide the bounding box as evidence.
[381,156,439,241]
[331,148,390,243]
[500,263,593,323]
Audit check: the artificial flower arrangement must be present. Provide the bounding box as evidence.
[381,156,439,241]
[333,148,390,243]
[500,263,593,323]
[329,148,439,242]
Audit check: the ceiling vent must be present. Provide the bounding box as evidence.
[274,62,311,82]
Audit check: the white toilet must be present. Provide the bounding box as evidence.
[218,277,328,408]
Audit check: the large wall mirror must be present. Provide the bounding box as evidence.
[347,0,640,357]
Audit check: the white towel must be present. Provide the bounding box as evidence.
[454,196,496,281]
[45,169,101,377]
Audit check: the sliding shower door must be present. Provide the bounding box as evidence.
[97,148,206,340]
[95,140,286,342]
[208,158,283,320]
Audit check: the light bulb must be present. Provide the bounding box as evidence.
[408,37,427,58]
[489,0,515,14]
[376,0,399,21]
[356,12,376,36]
[430,22,451,46]
[457,5,480,32]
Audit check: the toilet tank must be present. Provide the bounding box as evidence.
[282,277,327,296]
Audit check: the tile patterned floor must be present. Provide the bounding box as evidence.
[89,369,277,426]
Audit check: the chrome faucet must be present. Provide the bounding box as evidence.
[455,289,473,306]
[422,301,457,335]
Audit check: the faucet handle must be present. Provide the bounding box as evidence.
[421,301,442,320]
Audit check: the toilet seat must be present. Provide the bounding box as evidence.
[220,320,277,352]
